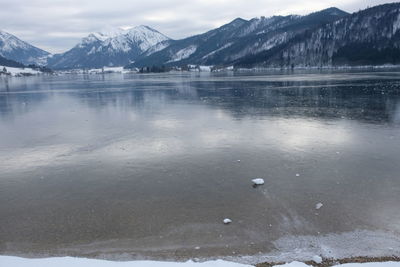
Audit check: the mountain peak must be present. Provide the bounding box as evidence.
[319,7,349,16]
[134,25,158,32]
[90,25,161,40]
[0,30,11,36]
[124,26,171,51]
[97,26,127,38]
[91,25,168,39]
[231,18,247,24]
[0,30,49,65]
[81,25,170,47]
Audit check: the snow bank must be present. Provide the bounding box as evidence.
[0,256,398,267]
[0,257,251,267]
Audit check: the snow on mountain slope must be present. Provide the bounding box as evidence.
[142,40,174,57]
[202,42,233,60]
[236,3,400,68]
[167,45,197,63]
[130,8,349,68]
[47,25,171,69]
[0,31,30,52]
[88,25,170,53]
[125,25,170,51]
[0,30,50,65]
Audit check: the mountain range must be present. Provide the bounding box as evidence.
[1,3,399,70]
[130,7,350,68]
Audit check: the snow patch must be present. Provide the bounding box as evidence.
[198,66,212,72]
[202,43,233,59]
[393,13,400,35]
[88,46,97,55]
[143,41,171,56]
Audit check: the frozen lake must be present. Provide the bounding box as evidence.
[1,70,400,263]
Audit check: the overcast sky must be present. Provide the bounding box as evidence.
[0,0,392,54]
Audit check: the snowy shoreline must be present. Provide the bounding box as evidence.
[0,65,43,77]
[1,64,400,78]
[233,64,400,72]
[0,256,399,267]
[2,230,399,266]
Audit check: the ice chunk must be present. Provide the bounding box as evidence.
[312,255,322,263]
[315,203,323,210]
[223,218,232,224]
[252,178,265,185]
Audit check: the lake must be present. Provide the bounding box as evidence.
[1,70,400,263]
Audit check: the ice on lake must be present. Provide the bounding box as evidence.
[1,70,400,262]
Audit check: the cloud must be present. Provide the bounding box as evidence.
[0,0,391,53]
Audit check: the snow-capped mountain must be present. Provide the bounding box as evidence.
[236,3,400,68]
[0,30,50,65]
[47,25,171,69]
[129,8,349,68]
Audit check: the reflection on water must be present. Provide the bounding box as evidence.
[0,70,400,261]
